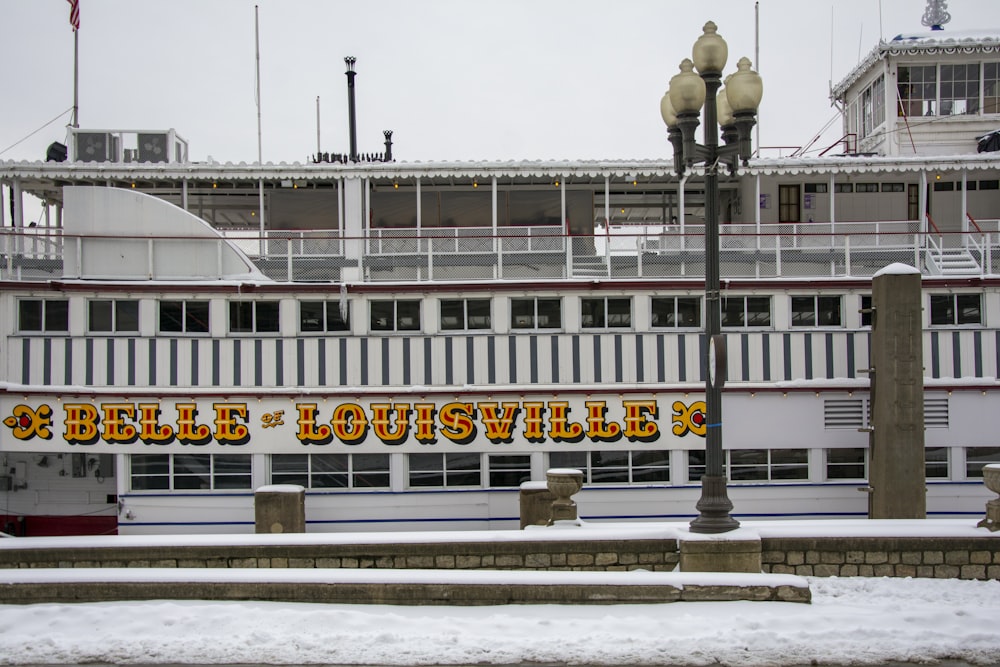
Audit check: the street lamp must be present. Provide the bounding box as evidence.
[660,21,763,534]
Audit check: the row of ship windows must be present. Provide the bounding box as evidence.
[126,446,1000,492]
[16,293,983,335]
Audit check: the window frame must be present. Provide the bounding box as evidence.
[407,452,482,488]
[727,448,809,483]
[510,297,562,331]
[790,295,843,328]
[549,450,670,485]
[17,298,69,334]
[580,297,632,329]
[129,453,252,491]
[929,293,982,327]
[651,296,701,329]
[270,453,389,489]
[370,299,422,333]
[439,298,492,332]
[299,300,351,334]
[722,296,772,329]
[228,300,280,335]
[88,298,139,334]
[825,447,868,481]
[159,300,210,335]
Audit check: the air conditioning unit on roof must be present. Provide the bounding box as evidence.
[138,132,169,163]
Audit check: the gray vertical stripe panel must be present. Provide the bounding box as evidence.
[43,338,51,385]
[318,339,327,387]
[191,339,199,386]
[360,339,369,386]
[698,334,706,382]
[85,339,94,386]
[170,339,178,386]
[382,338,390,386]
[487,337,496,384]
[678,335,686,382]
[551,336,559,383]
[127,338,136,386]
[762,333,771,381]
[21,339,30,384]
[996,331,1000,379]
[233,339,242,386]
[974,331,982,377]
[656,334,665,383]
[530,336,538,384]
[255,339,264,387]
[846,333,855,379]
[826,333,834,379]
[445,337,453,385]
[508,336,517,384]
[64,339,73,385]
[635,335,644,383]
[106,339,115,386]
[297,339,305,386]
[951,331,961,379]
[782,333,792,381]
[339,338,348,386]
[403,338,412,386]
[148,339,157,386]
[212,340,221,386]
[614,335,622,383]
[592,336,601,383]
[275,339,283,387]
[741,334,749,381]
[423,337,432,385]
[804,334,813,380]
[930,332,940,379]
[572,336,581,383]
[467,337,475,385]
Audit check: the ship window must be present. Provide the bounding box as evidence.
[408,452,481,488]
[722,296,771,328]
[929,293,981,326]
[270,453,389,489]
[834,183,854,193]
[803,183,828,194]
[728,449,808,482]
[129,454,251,491]
[18,299,68,333]
[488,454,532,488]
[986,62,1000,114]
[926,447,950,479]
[229,300,279,334]
[791,295,843,327]
[440,298,491,331]
[825,447,867,480]
[550,450,669,484]
[940,63,980,115]
[965,447,1000,478]
[859,74,885,138]
[88,299,139,333]
[370,299,421,332]
[856,183,879,193]
[159,300,209,334]
[581,297,632,329]
[651,296,701,328]
[860,295,873,327]
[881,183,905,193]
[978,179,999,190]
[898,65,937,116]
[510,297,562,330]
[300,301,350,333]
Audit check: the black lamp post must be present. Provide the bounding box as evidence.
[660,21,763,534]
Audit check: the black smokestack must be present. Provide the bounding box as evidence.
[345,57,358,162]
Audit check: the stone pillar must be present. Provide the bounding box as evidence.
[254,484,306,534]
[678,529,762,573]
[977,464,1000,531]
[869,264,925,519]
[546,468,584,525]
[518,481,555,528]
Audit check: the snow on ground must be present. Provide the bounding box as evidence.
[0,576,998,666]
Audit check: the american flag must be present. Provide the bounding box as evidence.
[67,0,80,31]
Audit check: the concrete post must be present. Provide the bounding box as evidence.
[254,484,306,534]
[869,264,926,519]
[518,481,555,528]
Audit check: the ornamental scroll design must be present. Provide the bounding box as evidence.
[921,0,951,29]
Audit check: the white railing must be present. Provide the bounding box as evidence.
[3,222,999,283]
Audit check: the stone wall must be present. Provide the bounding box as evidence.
[761,536,1000,579]
[1,534,997,580]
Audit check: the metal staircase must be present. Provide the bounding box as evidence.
[925,246,981,276]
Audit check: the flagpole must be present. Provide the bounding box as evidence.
[72,16,79,127]
[255,5,265,254]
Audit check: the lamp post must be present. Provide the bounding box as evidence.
[660,21,763,534]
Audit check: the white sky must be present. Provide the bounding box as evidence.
[1,520,999,664]
[2,0,1000,165]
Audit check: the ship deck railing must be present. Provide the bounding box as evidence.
[1,219,998,283]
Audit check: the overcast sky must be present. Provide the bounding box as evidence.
[3,0,1000,165]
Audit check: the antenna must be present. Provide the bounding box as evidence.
[316,96,321,155]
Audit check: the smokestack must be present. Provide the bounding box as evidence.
[345,56,358,162]
[383,130,393,162]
